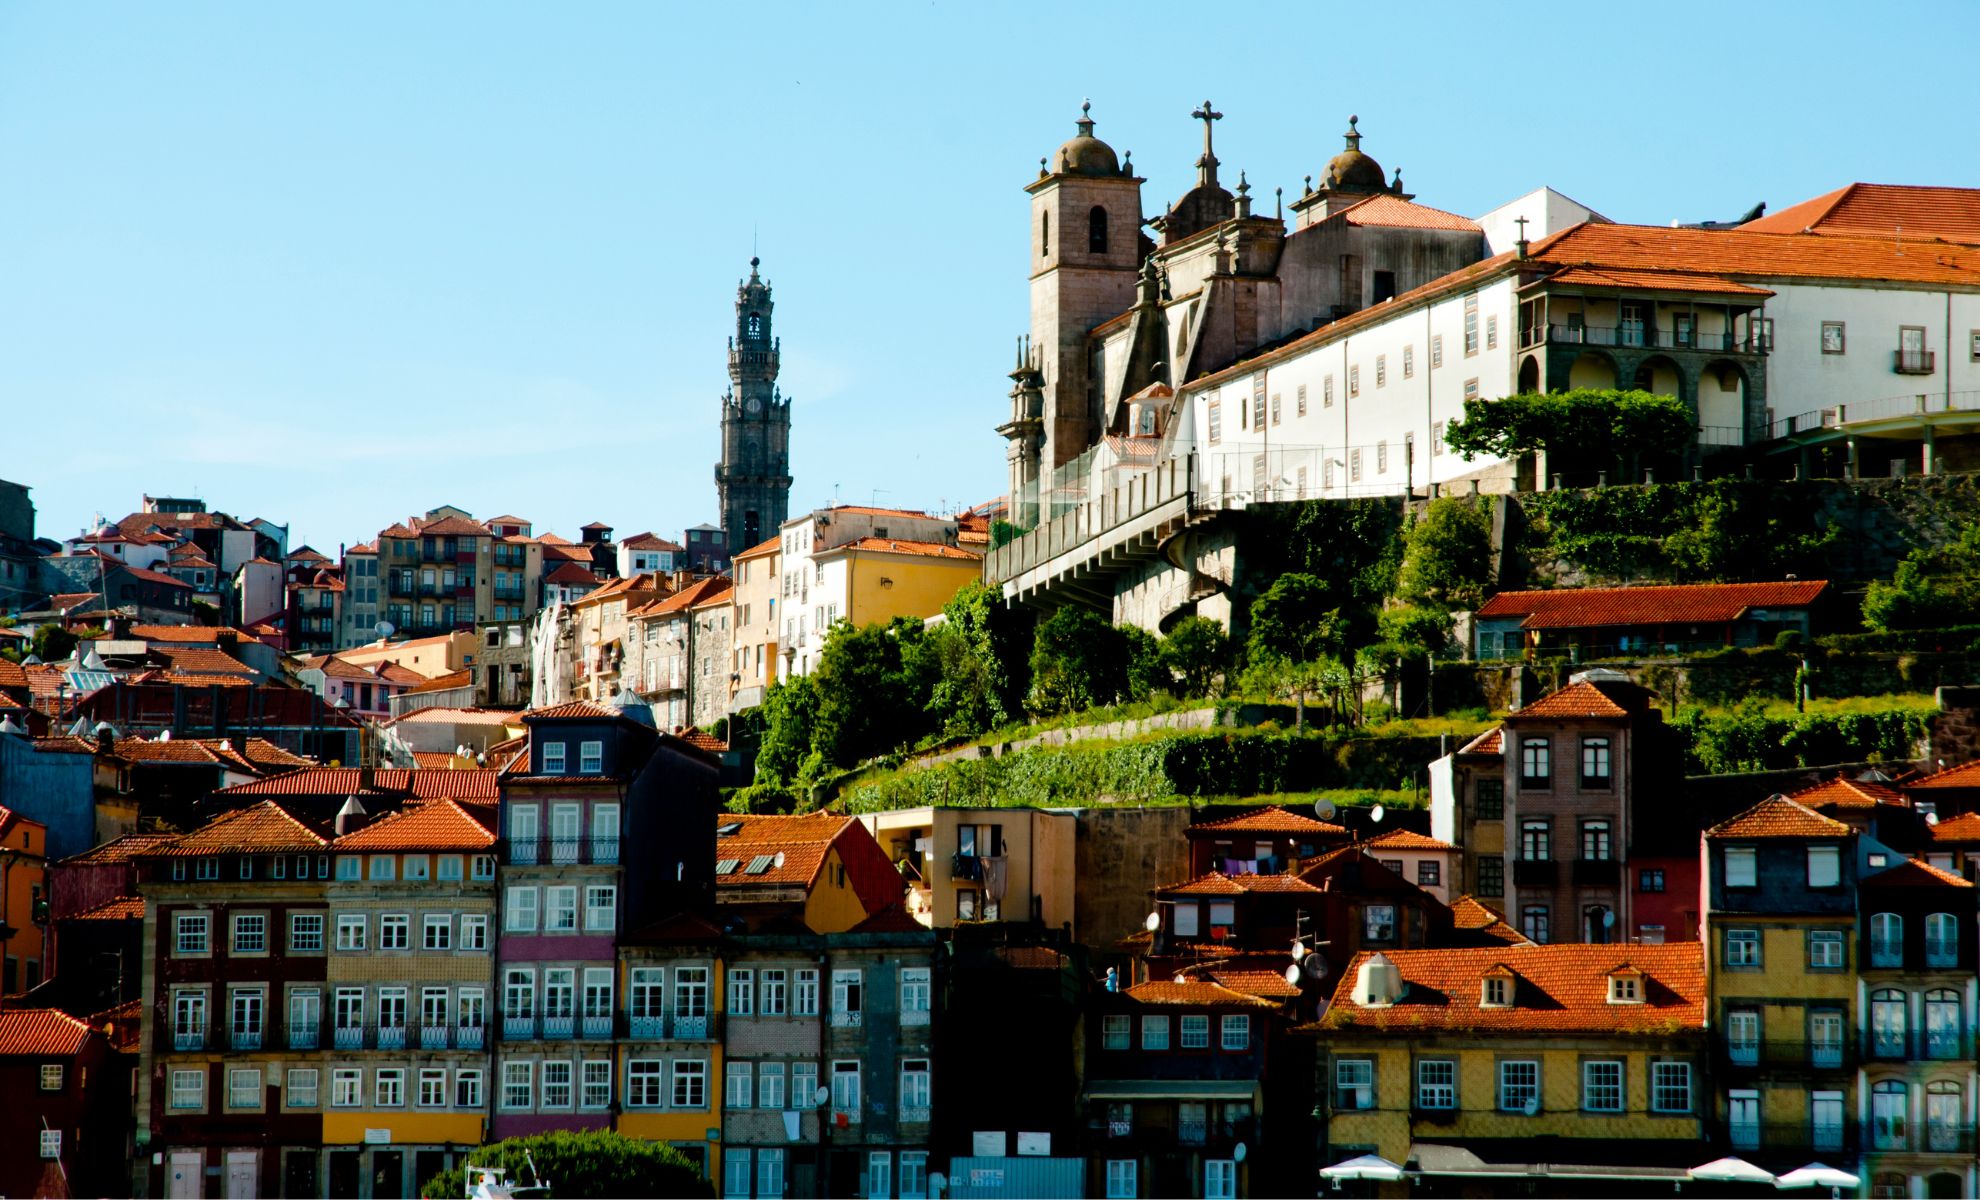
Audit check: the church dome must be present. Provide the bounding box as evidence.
[1054,101,1121,177]
[1319,115,1387,193]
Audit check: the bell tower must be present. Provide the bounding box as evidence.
[717,257,792,554]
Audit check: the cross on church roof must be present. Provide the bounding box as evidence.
[1192,100,1222,157]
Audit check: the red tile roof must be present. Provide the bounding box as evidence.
[621,532,685,552]
[1318,943,1706,1035]
[406,669,475,695]
[0,1008,95,1057]
[1866,857,1974,889]
[333,798,497,852]
[733,536,782,561]
[1203,968,1301,999]
[715,812,854,889]
[157,646,255,676]
[1706,795,1853,840]
[59,833,177,866]
[215,766,501,800]
[1159,870,1324,896]
[1507,680,1634,720]
[131,624,261,644]
[1930,812,1980,842]
[819,505,942,520]
[1460,727,1502,756]
[638,575,733,618]
[826,537,981,562]
[1906,759,1980,790]
[850,900,926,934]
[1125,980,1277,1008]
[1189,806,1348,838]
[1532,220,1980,288]
[1364,829,1456,852]
[1787,774,1907,811]
[1477,581,1829,631]
[1537,265,1774,297]
[677,727,728,753]
[544,561,600,585]
[523,700,622,721]
[1742,183,1980,245]
[70,895,144,921]
[1335,193,1482,233]
[145,800,330,855]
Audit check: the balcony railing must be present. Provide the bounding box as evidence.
[829,1010,862,1029]
[334,1024,364,1051]
[1512,859,1558,887]
[629,1014,666,1039]
[227,1026,264,1051]
[503,1015,538,1040]
[900,1105,931,1124]
[674,1013,710,1039]
[506,836,619,865]
[1895,349,1936,375]
[377,1023,408,1050]
[1532,323,1767,354]
[174,1028,207,1051]
[1865,1029,1971,1062]
[1717,1039,1852,1071]
[582,1015,613,1039]
[288,1021,320,1051]
[1573,858,1620,887]
[541,1015,575,1039]
[1731,1121,1855,1156]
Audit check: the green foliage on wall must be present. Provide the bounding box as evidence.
[1670,700,1934,775]
[1444,388,1694,463]
[1396,497,1493,611]
[1521,481,1840,583]
[1863,525,1980,632]
[418,1131,710,1200]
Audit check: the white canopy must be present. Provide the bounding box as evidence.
[1776,1163,1861,1190]
[1690,1157,1778,1184]
[1319,1154,1407,1182]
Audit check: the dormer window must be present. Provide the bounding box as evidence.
[1607,970,1644,1005]
[579,740,603,774]
[542,741,566,774]
[1481,970,1513,1008]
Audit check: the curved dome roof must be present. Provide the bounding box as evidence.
[1054,101,1121,177]
[1320,115,1388,193]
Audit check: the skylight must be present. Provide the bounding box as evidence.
[745,854,776,875]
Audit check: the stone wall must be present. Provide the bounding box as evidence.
[1067,804,1194,953]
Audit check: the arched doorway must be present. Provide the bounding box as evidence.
[1631,355,1684,400]
[1517,356,1542,394]
[1567,351,1618,391]
[1698,360,1749,434]
[1927,1172,1963,1199]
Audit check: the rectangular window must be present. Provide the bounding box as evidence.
[579,740,603,773]
[673,1059,708,1108]
[1103,1013,1130,1050]
[332,1068,362,1108]
[1486,314,1499,350]
[1206,398,1221,444]
[1205,1161,1236,1200]
[1519,819,1551,862]
[1350,448,1362,482]
[423,914,452,950]
[1821,321,1845,354]
[1477,856,1504,897]
[502,1062,533,1110]
[228,1066,263,1109]
[758,1150,787,1199]
[1334,1058,1374,1109]
[1520,738,1550,788]
[1651,1061,1692,1113]
[1464,377,1479,402]
[1180,1014,1209,1049]
[1403,344,1414,379]
[584,885,616,932]
[1499,1060,1539,1112]
[1376,355,1387,389]
[438,854,463,881]
[760,968,788,1015]
[336,914,366,950]
[1476,778,1504,820]
[506,886,538,932]
[545,886,577,932]
[1463,293,1479,355]
[724,1151,752,1199]
[287,1068,319,1108]
[379,914,409,950]
[170,1068,205,1110]
[728,969,754,1016]
[900,1058,931,1117]
[1324,374,1335,408]
[1251,376,1266,429]
[795,969,819,1016]
[1582,1060,1623,1112]
[1364,903,1397,942]
[369,855,395,881]
[1376,440,1388,474]
[376,1068,405,1108]
[541,1061,572,1108]
[418,1068,447,1108]
[232,913,266,954]
[460,914,489,951]
[901,967,931,1024]
[1296,384,1308,416]
[1417,860,1441,887]
[727,1061,754,1109]
[453,1068,484,1109]
[175,913,209,955]
[1417,1059,1455,1110]
[542,742,566,774]
[1221,1015,1249,1051]
[1142,1015,1170,1051]
[1580,820,1612,862]
[1807,845,1841,888]
[759,1062,786,1109]
[1725,928,1762,968]
[792,1062,818,1112]
[1723,846,1757,887]
[1639,868,1666,893]
[1432,419,1445,454]
[1580,738,1611,789]
[290,912,324,951]
[831,969,863,1024]
[1522,906,1550,944]
[1349,365,1360,397]
[39,1064,63,1091]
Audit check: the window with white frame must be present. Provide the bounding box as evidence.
[39,1063,63,1092]
[422,914,452,950]
[582,885,615,932]
[232,913,266,954]
[795,968,819,1016]
[582,1060,611,1109]
[545,886,578,932]
[1582,1060,1623,1112]
[379,913,410,950]
[1180,1014,1209,1049]
[1205,1158,1236,1200]
[1102,1014,1130,1050]
[1334,1057,1374,1109]
[39,1128,61,1159]
[1651,1061,1692,1113]
[759,1061,786,1109]
[418,1068,447,1108]
[829,1060,861,1117]
[1105,1159,1137,1200]
[502,1062,533,1110]
[759,968,787,1015]
[1499,1060,1540,1112]
[900,1058,931,1118]
[332,1068,362,1107]
[1725,928,1761,968]
[170,1068,205,1109]
[1416,1059,1455,1109]
[505,886,538,932]
[541,742,566,774]
[541,1061,572,1108]
[376,1068,405,1107]
[369,855,396,881]
[175,913,209,955]
[455,1069,483,1109]
[227,1067,262,1108]
[831,969,863,1024]
[724,1151,752,1198]
[1722,845,1757,888]
[673,1059,708,1108]
[901,967,931,1024]
[1142,1015,1170,1051]
[287,1068,319,1108]
[290,912,324,951]
[335,913,366,950]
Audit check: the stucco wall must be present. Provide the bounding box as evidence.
[1068,806,1194,952]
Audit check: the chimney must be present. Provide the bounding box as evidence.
[96,724,115,756]
[335,796,368,837]
[358,765,374,795]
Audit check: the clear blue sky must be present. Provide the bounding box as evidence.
[5,1,1975,553]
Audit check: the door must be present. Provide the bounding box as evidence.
[284,1151,319,1199]
[167,1152,203,1199]
[1620,303,1646,346]
[551,803,582,863]
[328,1150,362,1199]
[371,1149,406,1200]
[225,1150,259,1200]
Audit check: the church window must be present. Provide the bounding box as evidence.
[1041,212,1050,258]
[1088,207,1108,255]
[747,313,763,337]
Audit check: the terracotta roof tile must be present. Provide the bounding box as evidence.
[1507,680,1634,720]
[0,1008,95,1057]
[1705,794,1853,840]
[1335,193,1482,233]
[1866,857,1974,889]
[1742,183,1980,245]
[1125,980,1277,1008]
[70,895,144,921]
[1364,829,1456,851]
[1535,220,1980,288]
[58,832,177,866]
[1478,581,1828,631]
[1460,727,1502,755]
[826,538,981,561]
[406,669,475,695]
[1318,943,1705,1035]
[733,536,782,561]
[523,700,622,721]
[157,646,255,676]
[1190,806,1348,837]
[1537,265,1774,297]
[145,800,330,855]
[390,707,519,726]
[1906,759,1980,790]
[129,624,257,645]
[715,812,852,889]
[333,798,496,851]
[1930,812,1980,842]
[215,766,501,800]
[1787,774,1907,811]
[1159,870,1324,896]
[1204,968,1301,999]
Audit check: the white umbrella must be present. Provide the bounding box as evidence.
[1690,1157,1778,1184]
[1776,1164,1860,1190]
[1319,1154,1406,1182]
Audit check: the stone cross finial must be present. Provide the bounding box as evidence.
[1192,100,1223,157]
[1515,215,1529,239]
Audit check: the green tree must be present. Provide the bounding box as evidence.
[1863,525,1980,632]
[1244,574,1353,728]
[923,582,1027,736]
[418,1130,711,1200]
[1027,607,1130,716]
[1162,615,1232,698]
[754,674,820,786]
[1443,388,1693,466]
[1396,497,1493,611]
[30,622,78,663]
[1121,624,1166,703]
[811,619,933,767]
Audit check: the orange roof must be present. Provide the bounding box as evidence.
[0,1008,95,1057]
[333,798,496,852]
[1478,581,1828,631]
[1930,812,1980,842]
[1189,806,1348,838]
[1742,183,1980,245]
[1787,774,1907,811]
[733,536,781,562]
[130,625,261,644]
[1530,220,1980,288]
[1335,193,1482,233]
[389,707,518,726]
[677,727,727,753]
[825,537,981,562]
[145,800,330,856]
[1507,680,1634,720]
[621,532,685,552]
[1706,795,1852,840]
[638,575,733,618]
[1906,759,1980,790]
[1124,980,1277,1009]
[1159,870,1324,896]
[1537,265,1774,297]
[715,812,854,889]
[1460,727,1502,756]
[406,669,475,695]
[1364,828,1456,852]
[1318,943,1705,1035]
[157,646,255,676]
[524,700,622,721]
[1204,968,1301,999]
[215,766,501,800]
[59,832,177,866]
[544,561,600,585]
[1866,857,1974,889]
[819,505,941,520]
[70,895,144,921]
[850,900,926,934]
[1450,894,1518,932]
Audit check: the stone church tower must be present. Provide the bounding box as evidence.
[716,257,792,554]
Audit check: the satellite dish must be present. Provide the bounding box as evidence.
[1522,1095,1540,1116]
[1144,912,1162,933]
[773,852,786,869]
[1304,955,1332,980]
[1314,797,1337,821]
[1172,974,1188,984]
[1233,1143,1248,1164]
[1927,811,1941,826]
[1283,964,1303,987]
[928,1174,947,1194]
[813,1086,830,1107]
[1602,909,1616,928]
[1291,939,1307,960]
[1370,804,1386,824]
[375,620,396,639]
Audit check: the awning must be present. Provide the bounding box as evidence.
[1409,1142,1690,1182]
[1082,1079,1260,1102]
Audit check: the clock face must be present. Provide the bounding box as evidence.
[747,397,763,415]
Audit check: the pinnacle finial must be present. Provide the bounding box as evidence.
[1075,98,1095,138]
[1345,114,1361,151]
[1236,171,1250,196]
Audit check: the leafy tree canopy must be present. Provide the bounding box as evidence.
[419,1130,710,1200]
[1162,615,1232,698]
[1028,607,1132,716]
[1864,524,1980,632]
[1443,388,1693,463]
[1245,573,1350,667]
[1396,498,1493,611]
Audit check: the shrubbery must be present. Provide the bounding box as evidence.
[419,1130,710,1199]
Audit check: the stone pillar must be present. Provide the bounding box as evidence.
[1924,424,1938,476]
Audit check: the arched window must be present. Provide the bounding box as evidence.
[1870,912,1903,967]
[747,313,763,337]
[1089,205,1108,254]
[1041,211,1050,258]
[1925,989,1961,1059]
[1871,988,1908,1058]
[1927,1082,1962,1152]
[1871,1080,1909,1151]
[1926,912,1958,967]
